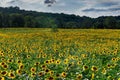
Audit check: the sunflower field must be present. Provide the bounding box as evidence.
[0,28,120,80]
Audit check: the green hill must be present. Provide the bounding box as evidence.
[0,6,120,29]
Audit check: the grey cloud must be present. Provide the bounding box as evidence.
[44,0,56,7]
[82,8,106,12]
[7,0,20,4]
[44,0,56,4]
[96,2,119,7]
[0,0,120,17]
[82,7,120,12]
[109,7,120,11]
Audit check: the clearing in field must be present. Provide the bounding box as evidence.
[0,28,120,80]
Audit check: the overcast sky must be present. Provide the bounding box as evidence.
[0,0,120,18]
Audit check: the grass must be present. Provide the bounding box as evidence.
[0,28,120,80]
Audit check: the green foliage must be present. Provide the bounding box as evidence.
[49,19,58,32]
[64,22,78,29]
[24,16,35,27]
[10,14,25,27]
[104,17,117,29]
[51,24,58,32]
[0,6,120,29]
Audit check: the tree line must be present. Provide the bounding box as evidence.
[0,6,120,29]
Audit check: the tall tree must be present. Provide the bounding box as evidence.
[104,17,117,29]
[24,16,35,27]
[0,13,3,27]
[10,14,25,27]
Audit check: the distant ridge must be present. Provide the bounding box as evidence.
[0,6,120,29]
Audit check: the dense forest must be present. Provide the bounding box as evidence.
[0,6,120,29]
